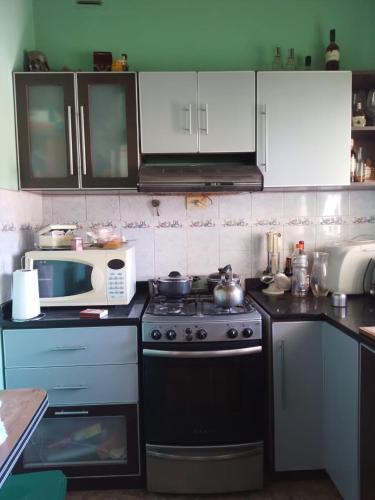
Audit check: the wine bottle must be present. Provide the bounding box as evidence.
[325,29,340,70]
[304,56,312,70]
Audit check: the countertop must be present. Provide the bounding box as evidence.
[0,388,48,487]
[0,293,148,330]
[248,288,375,348]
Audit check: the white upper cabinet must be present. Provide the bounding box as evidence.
[257,71,352,187]
[197,71,255,152]
[139,72,198,153]
[139,71,255,154]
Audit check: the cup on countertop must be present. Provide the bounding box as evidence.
[331,292,347,308]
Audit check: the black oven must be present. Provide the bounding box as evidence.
[142,339,264,494]
[143,340,264,446]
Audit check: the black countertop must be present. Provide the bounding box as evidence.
[0,293,148,329]
[248,288,375,348]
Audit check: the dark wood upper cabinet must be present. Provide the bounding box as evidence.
[14,72,139,190]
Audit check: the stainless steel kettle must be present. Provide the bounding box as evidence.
[213,265,244,309]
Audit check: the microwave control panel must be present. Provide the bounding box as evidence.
[107,259,126,301]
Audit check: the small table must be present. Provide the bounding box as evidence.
[0,388,48,488]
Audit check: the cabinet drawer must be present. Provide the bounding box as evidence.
[5,365,138,405]
[3,326,137,368]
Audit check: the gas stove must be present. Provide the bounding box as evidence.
[142,291,262,343]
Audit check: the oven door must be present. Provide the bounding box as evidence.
[142,341,264,446]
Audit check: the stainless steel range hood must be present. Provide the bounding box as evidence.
[138,154,263,193]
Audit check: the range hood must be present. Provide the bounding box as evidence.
[138,154,263,193]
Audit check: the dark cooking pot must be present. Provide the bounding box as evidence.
[207,265,241,293]
[153,271,193,297]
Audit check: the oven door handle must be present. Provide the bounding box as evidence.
[147,446,263,462]
[143,345,262,358]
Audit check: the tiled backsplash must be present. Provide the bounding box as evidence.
[42,191,375,281]
[0,189,43,302]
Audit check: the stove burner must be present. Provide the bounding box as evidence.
[147,297,197,316]
[201,296,255,316]
[146,294,255,317]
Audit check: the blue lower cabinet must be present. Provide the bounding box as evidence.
[323,323,359,500]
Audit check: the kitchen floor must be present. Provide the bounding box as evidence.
[66,478,341,499]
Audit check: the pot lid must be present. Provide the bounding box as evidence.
[157,271,192,283]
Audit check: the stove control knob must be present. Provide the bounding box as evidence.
[196,329,208,340]
[151,330,162,340]
[166,329,177,341]
[186,333,193,342]
[242,328,254,338]
[227,328,239,339]
[185,328,193,335]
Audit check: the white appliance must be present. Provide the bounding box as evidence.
[325,239,375,294]
[12,269,41,320]
[24,245,136,307]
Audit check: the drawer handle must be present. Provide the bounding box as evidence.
[52,385,89,391]
[54,410,89,416]
[50,346,88,351]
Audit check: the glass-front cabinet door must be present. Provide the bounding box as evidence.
[19,404,140,478]
[77,73,139,189]
[15,73,80,189]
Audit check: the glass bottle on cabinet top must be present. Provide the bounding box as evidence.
[285,48,296,70]
[272,47,282,70]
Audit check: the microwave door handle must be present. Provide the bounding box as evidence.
[90,266,105,296]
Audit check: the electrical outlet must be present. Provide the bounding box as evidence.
[186,195,212,210]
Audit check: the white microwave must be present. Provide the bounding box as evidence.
[25,245,136,307]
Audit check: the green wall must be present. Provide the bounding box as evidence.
[0,0,35,190]
[33,0,375,72]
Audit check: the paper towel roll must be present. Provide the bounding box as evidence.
[12,269,41,321]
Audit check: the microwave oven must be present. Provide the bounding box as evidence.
[24,245,136,307]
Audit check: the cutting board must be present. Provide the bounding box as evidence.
[359,326,375,340]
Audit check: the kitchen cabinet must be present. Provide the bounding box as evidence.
[359,344,375,500]
[138,71,255,153]
[272,321,323,471]
[14,72,139,190]
[3,325,141,488]
[351,71,375,184]
[257,71,351,187]
[322,323,359,500]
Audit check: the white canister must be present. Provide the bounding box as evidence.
[12,269,41,321]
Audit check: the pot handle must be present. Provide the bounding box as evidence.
[219,264,232,275]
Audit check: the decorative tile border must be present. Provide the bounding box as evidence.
[253,218,280,226]
[88,221,117,229]
[320,216,347,225]
[189,219,216,228]
[156,220,183,229]
[222,218,249,227]
[285,217,314,226]
[122,221,151,229]
[1,223,16,232]
[352,215,375,224]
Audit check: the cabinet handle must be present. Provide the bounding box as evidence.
[52,385,89,391]
[203,103,209,135]
[54,410,89,416]
[259,105,268,172]
[80,105,87,175]
[279,340,286,410]
[184,104,192,135]
[50,345,88,351]
[67,106,74,175]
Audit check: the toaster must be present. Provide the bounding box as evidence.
[324,239,375,294]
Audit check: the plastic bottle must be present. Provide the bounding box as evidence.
[291,243,309,297]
